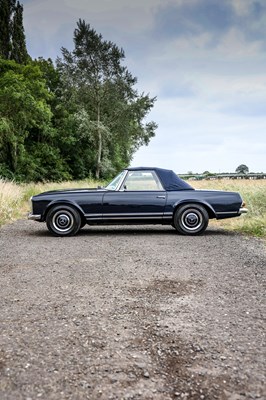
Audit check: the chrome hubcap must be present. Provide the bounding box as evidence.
[181,210,202,231]
[52,211,74,232]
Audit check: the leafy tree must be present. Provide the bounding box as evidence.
[0,0,28,63]
[32,58,90,180]
[235,164,249,174]
[57,19,157,179]
[0,59,70,181]
[0,59,49,172]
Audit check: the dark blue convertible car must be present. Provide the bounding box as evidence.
[28,167,247,236]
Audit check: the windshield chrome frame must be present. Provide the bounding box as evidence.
[105,170,128,191]
[117,170,129,191]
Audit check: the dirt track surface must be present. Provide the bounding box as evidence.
[0,220,265,400]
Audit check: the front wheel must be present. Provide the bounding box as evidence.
[173,204,209,235]
[46,205,81,236]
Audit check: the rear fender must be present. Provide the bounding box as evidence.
[173,200,216,219]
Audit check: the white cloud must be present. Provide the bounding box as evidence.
[232,0,253,16]
[214,28,264,57]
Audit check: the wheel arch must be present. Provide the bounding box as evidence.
[173,200,216,220]
[44,200,85,223]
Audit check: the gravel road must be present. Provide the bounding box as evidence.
[0,220,265,400]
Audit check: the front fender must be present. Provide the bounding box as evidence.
[43,200,85,220]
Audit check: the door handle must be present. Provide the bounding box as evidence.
[156,195,166,199]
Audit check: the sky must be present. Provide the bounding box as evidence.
[22,0,266,173]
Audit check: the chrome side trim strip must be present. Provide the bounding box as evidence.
[216,211,238,215]
[84,214,102,218]
[85,212,173,220]
[103,212,163,217]
[102,216,163,220]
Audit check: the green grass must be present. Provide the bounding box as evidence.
[0,178,265,239]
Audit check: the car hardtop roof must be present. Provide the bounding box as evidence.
[126,167,193,191]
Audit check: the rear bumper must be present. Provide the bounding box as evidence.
[28,213,42,221]
[239,207,248,214]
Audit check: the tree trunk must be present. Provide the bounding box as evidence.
[95,103,102,179]
[11,140,17,172]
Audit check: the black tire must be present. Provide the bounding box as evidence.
[80,220,87,229]
[46,205,81,236]
[173,203,209,235]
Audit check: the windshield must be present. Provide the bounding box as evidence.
[105,170,127,191]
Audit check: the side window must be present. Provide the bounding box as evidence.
[123,171,164,191]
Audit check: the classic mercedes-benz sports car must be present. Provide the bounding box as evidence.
[28,167,247,236]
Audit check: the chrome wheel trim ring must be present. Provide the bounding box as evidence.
[181,210,203,231]
[52,210,74,232]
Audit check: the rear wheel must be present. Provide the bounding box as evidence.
[173,203,209,235]
[46,205,81,236]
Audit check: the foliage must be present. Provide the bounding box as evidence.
[0,0,28,63]
[0,0,15,59]
[235,164,249,174]
[0,14,157,182]
[0,59,66,181]
[56,19,157,179]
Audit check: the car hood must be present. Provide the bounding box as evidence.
[33,188,106,198]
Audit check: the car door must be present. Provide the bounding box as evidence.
[102,170,167,222]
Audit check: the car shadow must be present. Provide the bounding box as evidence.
[28,225,235,238]
[79,226,235,237]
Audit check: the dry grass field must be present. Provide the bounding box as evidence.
[0,179,23,225]
[192,179,266,238]
[0,178,265,238]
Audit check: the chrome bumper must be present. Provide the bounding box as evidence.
[28,213,42,221]
[239,208,248,214]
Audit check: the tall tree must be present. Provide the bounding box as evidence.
[0,0,15,59]
[57,19,157,179]
[10,1,28,63]
[0,0,28,63]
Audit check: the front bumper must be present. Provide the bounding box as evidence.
[28,213,42,221]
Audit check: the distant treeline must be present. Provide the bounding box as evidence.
[0,1,157,182]
[181,173,266,180]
